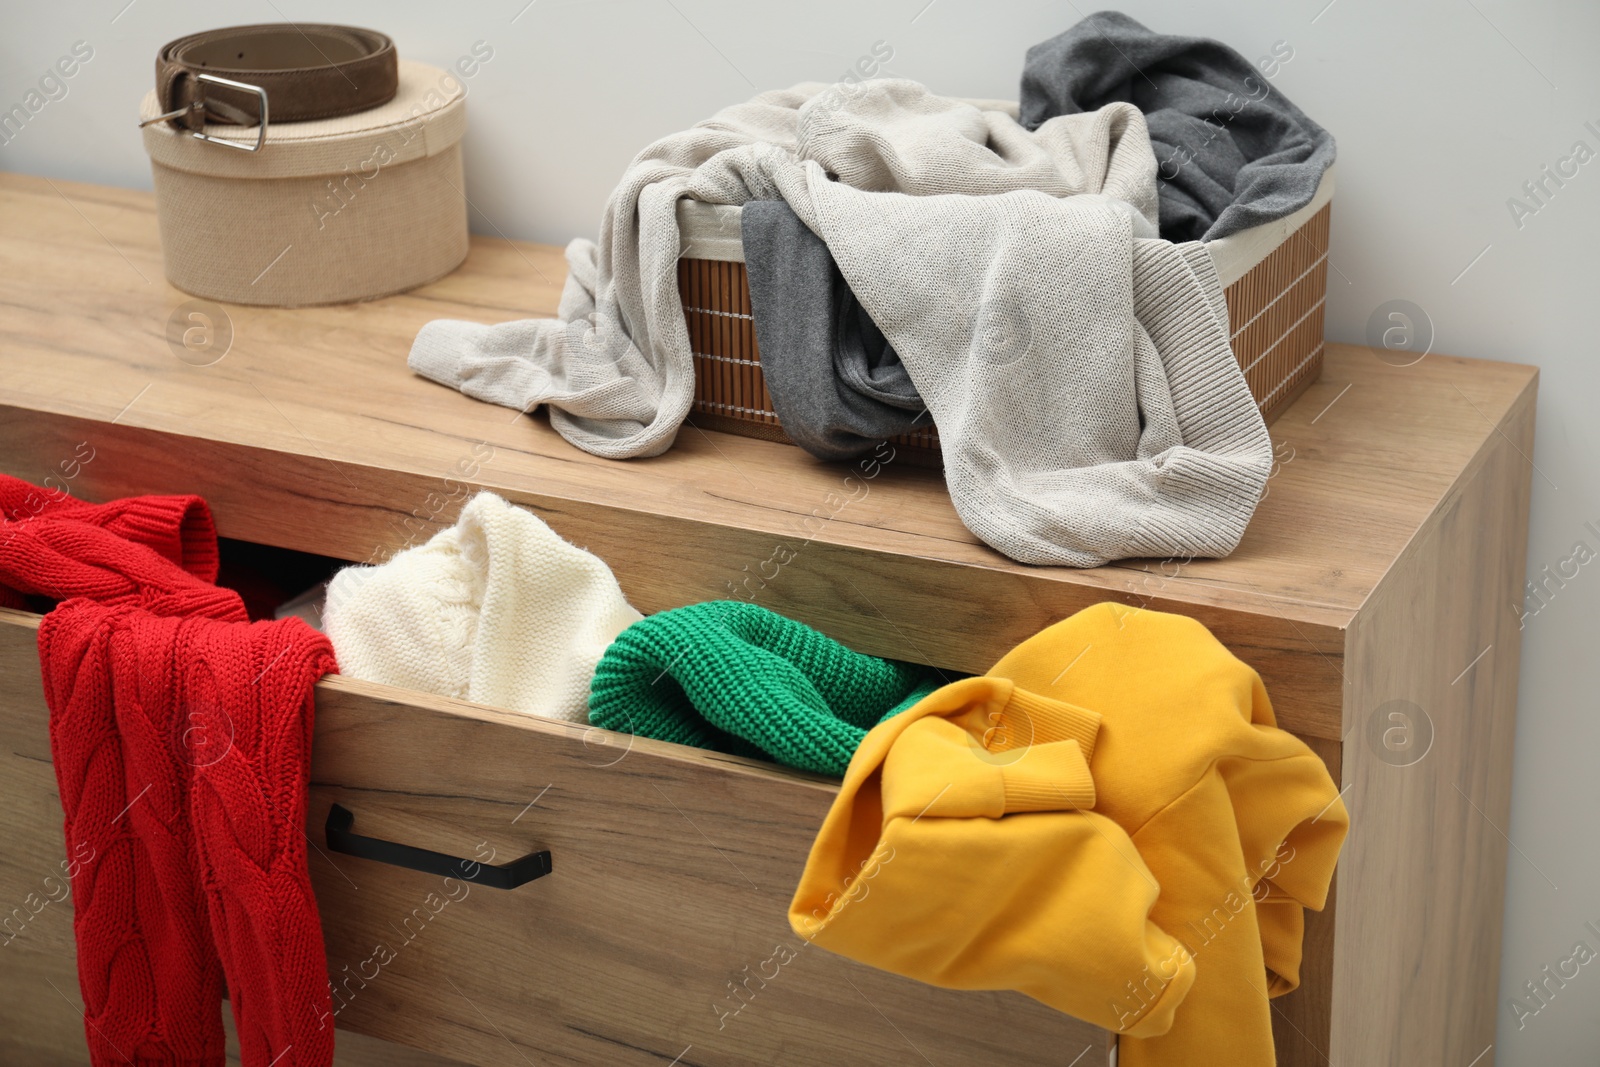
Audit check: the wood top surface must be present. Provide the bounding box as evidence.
[0,172,1538,642]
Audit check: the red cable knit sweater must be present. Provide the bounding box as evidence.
[0,476,220,608]
[0,477,335,1067]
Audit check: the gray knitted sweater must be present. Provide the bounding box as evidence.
[410,81,1272,566]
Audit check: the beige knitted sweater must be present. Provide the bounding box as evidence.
[411,81,1272,566]
[323,493,640,722]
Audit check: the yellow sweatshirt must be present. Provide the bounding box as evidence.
[789,603,1348,1066]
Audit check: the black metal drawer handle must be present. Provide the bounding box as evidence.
[325,804,552,890]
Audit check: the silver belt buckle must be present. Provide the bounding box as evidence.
[137,73,269,153]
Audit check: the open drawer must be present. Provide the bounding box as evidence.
[0,174,1540,1066]
[0,605,1114,1067]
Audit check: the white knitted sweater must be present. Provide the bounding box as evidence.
[323,493,641,722]
[411,81,1272,566]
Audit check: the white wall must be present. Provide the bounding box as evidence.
[4,1,1597,1061]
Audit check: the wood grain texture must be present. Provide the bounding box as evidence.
[0,173,1542,1067]
[305,676,1110,1067]
[0,949,471,1067]
[0,173,1537,742]
[0,607,1109,1067]
[1331,389,1536,1066]
[0,610,467,1067]
[0,609,79,966]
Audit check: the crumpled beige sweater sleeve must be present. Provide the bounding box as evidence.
[412,81,1272,566]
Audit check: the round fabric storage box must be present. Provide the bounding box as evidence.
[139,59,468,307]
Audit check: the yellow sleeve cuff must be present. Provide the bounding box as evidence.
[1000,739,1096,811]
[996,685,1102,762]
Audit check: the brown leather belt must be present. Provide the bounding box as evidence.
[144,24,397,149]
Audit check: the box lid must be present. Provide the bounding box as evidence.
[140,59,465,180]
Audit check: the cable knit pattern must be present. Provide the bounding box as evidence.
[323,492,641,723]
[183,615,337,1067]
[3,485,335,1067]
[42,603,236,1067]
[0,513,240,621]
[0,472,221,582]
[587,600,942,775]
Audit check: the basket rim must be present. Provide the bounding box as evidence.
[675,162,1337,289]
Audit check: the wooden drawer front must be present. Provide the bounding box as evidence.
[0,610,82,970]
[0,608,467,1067]
[307,677,1111,1066]
[0,606,1108,1066]
[0,599,1351,1067]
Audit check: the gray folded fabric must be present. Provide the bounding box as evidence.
[1019,11,1335,242]
[414,79,1271,566]
[740,199,930,462]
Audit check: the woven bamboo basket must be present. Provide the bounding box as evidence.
[677,166,1334,463]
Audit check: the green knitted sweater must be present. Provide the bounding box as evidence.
[587,601,942,776]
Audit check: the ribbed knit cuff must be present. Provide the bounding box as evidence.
[985,685,1102,812]
[999,739,1095,811]
[112,496,221,581]
[998,686,1101,761]
[408,320,472,388]
[1126,241,1274,559]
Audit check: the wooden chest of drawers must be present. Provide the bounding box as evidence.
[0,173,1536,1066]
